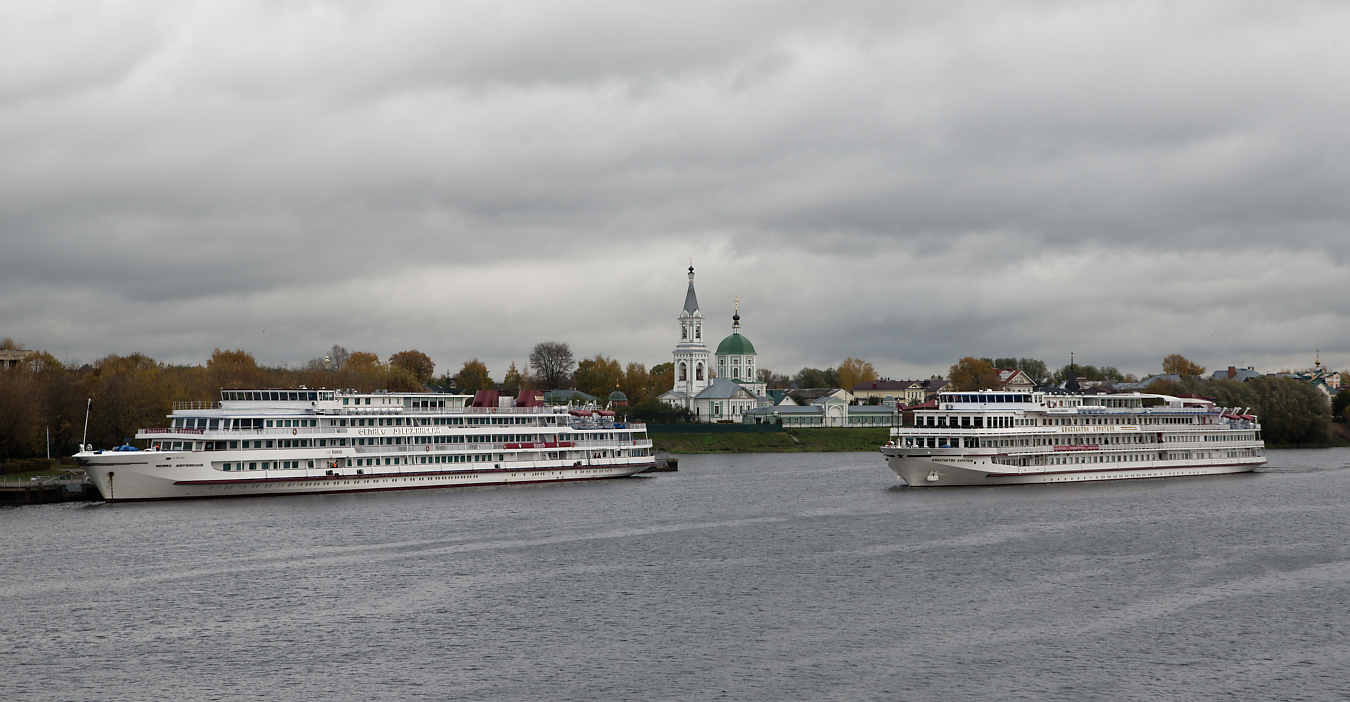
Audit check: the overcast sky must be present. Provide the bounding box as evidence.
[4,1,1349,381]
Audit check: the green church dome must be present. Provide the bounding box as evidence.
[716,332,756,355]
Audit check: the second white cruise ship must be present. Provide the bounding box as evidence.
[880,389,1265,487]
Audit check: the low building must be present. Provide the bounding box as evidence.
[690,377,763,422]
[743,396,898,427]
[850,379,945,405]
[781,388,855,406]
[851,379,923,403]
[919,379,950,400]
[1209,366,1264,382]
[0,348,31,370]
[997,369,1036,391]
[544,389,598,405]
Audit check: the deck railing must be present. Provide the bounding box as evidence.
[172,401,221,411]
[139,423,646,438]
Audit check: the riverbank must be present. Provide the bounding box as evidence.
[649,427,888,454]
[649,425,1350,454]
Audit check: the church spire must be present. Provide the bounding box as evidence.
[683,264,700,316]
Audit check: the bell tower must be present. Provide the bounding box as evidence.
[672,265,710,400]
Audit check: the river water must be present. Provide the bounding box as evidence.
[3,449,1349,701]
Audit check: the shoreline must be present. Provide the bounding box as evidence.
[648,427,1350,455]
[650,427,889,454]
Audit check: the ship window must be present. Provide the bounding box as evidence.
[249,462,257,470]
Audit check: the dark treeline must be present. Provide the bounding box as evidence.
[1153,376,1333,447]
[0,348,431,459]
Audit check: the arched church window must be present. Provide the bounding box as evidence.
[682,326,687,340]
[695,326,701,339]
[678,363,687,382]
[696,364,704,381]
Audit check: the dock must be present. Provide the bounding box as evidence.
[0,471,101,505]
[641,453,679,473]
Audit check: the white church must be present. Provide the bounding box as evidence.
[658,266,770,422]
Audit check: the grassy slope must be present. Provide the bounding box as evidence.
[0,459,80,481]
[650,428,889,454]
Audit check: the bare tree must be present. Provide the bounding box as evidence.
[529,341,575,390]
[328,345,350,369]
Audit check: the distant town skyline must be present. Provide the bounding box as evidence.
[3,2,1348,379]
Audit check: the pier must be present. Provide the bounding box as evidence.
[0,471,100,506]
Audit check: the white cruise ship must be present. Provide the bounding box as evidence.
[880,389,1265,487]
[75,388,654,502]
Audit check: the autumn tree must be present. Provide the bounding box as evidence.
[529,341,575,389]
[347,351,380,368]
[389,350,435,381]
[649,363,674,396]
[620,362,658,405]
[1162,354,1206,377]
[502,362,527,396]
[573,355,624,398]
[207,348,266,389]
[455,359,494,392]
[335,351,387,392]
[836,357,878,392]
[386,366,423,393]
[84,353,174,449]
[949,357,1003,391]
[24,351,86,454]
[0,363,39,458]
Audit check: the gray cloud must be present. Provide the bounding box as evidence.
[3,1,1349,380]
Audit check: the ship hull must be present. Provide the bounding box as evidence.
[880,448,1263,487]
[78,452,653,502]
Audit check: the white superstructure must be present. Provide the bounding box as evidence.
[880,389,1265,487]
[76,388,654,502]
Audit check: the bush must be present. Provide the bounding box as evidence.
[0,458,60,476]
[1333,391,1350,419]
[621,399,697,424]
